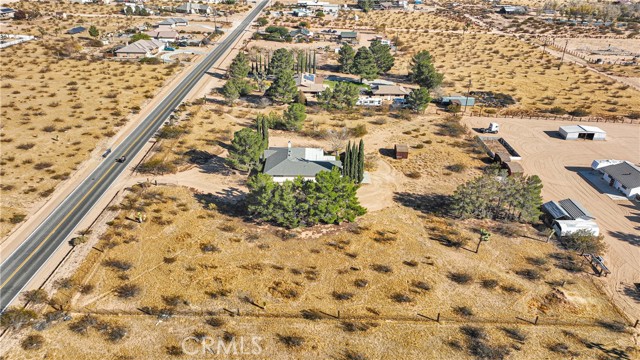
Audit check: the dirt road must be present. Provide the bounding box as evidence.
[463,116,640,322]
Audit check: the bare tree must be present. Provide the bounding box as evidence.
[325,127,349,156]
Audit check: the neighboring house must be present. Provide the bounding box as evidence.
[289,28,313,40]
[592,160,640,198]
[66,26,86,35]
[541,198,600,237]
[70,0,93,4]
[294,73,327,95]
[146,29,179,42]
[55,12,68,19]
[0,7,15,18]
[371,85,409,101]
[115,38,164,59]
[497,5,527,15]
[297,0,340,15]
[338,31,358,44]
[262,142,341,183]
[293,8,313,17]
[157,18,188,28]
[176,2,212,14]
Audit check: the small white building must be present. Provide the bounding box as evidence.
[559,125,606,140]
[541,198,599,237]
[357,97,382,106]
[592,159,640,198]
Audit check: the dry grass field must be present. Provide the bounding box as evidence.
[3,185,636,359]
[382,32,640,116]
[0,40,179,239]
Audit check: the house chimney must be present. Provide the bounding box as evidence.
[287,141,292,158]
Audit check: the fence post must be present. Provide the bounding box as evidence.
[436,312,440,323]
[634,319,639,328]
[534,315,539,325]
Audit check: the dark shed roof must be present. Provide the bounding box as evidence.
[601,161,640,189]
[67,26,86,35]
[558,199,595,220]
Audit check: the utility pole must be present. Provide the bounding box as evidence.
[558,39,568,70]
[464,78,472,114]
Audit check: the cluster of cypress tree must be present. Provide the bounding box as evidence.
[251,50,317,75]
[343,139,365,184]
[255,115,269,149]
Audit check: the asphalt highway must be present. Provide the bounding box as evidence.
[0,0,269,311]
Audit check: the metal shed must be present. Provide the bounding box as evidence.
[394,144,409,159]
[559,125,606,140]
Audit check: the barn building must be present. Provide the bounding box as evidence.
[559,125,606,140]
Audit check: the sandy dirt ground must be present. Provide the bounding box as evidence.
[463,116,640,322]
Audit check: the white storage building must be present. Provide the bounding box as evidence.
[559,125,606,140]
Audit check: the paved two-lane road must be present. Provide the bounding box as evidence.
[0,0,269,311]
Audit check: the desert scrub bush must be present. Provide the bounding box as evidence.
[114,283,140,298]
[405,171,421,179]
[447,163,467,173]
[480,279,499,289]
[596,320,627,333]
[200,243,221,253]
[526,256,548,266]
[16,142,35,150]
[33,161,53,170]
[341,349,367,360]
[448,271,473,284]
[412,280,431,291]
[102,258,133,271]
[278,334,305,348]
[157,125,189,139]
[21,334,44,350]
[205,317,225,328]
[9,213,27,224]
[568,108,589,117]
[54,277,75,290]
[21,289,49,304]
[0,307,37,330]
[300,309,323,320]
[453,306,474,317]
[371,264,392,273]
[501,327,527,342]
[390,292,413,303]
[354,279,369,288]
[350,124,367,137]
[332,291,354,300]
[166,345,184,356]
[460,326,487,340]
[69,314,98,334]
[516,268,543,281]
[138,158,177,174]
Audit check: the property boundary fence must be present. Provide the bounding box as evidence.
[467,112,639,124]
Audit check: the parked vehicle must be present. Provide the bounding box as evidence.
[479,122,500,134]
[164,46,175,51]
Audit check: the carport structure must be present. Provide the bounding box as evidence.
[559,125,606,140]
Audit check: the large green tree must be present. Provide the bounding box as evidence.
[229,52,250,80]
[369,40,394,74]
[337,44,355,74]
[266,70,298,103]
[130,33,151,42]
[246,168,366,228]
[353,47,378,82]
[268,48,294,77]
[281,103,307,131]
[406,87,431,113]
[358,0,374,12]
[227,128,265,171]
[409,50,444,89]
[450,170,543,223]
[318,82,360,110]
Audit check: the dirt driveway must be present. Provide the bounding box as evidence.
[463,116,640,322]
